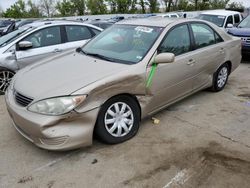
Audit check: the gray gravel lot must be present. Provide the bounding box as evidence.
[0,61,250,188]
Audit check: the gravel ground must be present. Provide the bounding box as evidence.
[0,61,250,188]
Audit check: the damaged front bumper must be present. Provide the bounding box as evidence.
[5,88,100,151]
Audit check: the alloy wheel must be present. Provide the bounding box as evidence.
[217,67,228,88]
[0,70,15,93]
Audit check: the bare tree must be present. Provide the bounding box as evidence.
[40,0,56,17]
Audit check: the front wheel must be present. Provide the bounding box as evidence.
[211,63,229,92]
[95,95,140,144]
[0,68,15,95]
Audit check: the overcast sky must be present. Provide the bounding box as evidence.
[0,0,250,11]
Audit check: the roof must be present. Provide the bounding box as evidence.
[21,20,103,31]
[201,9,241,16]
[116,17,177,27]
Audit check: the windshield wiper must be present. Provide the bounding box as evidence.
[78,49,115,62]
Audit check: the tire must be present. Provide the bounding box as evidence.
[0,68,15,95]
[211,63,229,92]
[95,95,140,144]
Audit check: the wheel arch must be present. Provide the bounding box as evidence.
[100,93,142,121]
[224,61,232,74]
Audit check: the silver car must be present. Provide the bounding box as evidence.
[5,18,241,150]
[0,21,102,94]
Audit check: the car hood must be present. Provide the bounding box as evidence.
[14,52,130,100]
[228,27,250,36]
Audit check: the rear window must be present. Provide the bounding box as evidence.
[198,14,226,27]
[234,14,240,24]
[66,25,92,42]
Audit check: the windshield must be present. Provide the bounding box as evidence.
[0,27,33,47]
[198,14,226,27]
[238,16,250,28]
[82,24,163,64]
[0,20,11,28]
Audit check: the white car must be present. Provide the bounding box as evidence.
[158,13,180,18]
[0,21,102,94]
[198,10,242,28]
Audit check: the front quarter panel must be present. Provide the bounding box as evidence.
[73,65,146,113]
[0,46,18,71]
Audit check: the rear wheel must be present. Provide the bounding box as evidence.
[0,68,15,95]
[95,95,140,144]
[211,63,229,92]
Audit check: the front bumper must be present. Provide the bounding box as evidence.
[5,88,100,151]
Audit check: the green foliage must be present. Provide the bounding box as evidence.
[3,0,27,18]
[210,0,230,9]
[72,0,86,15]
[1,0,245,18]
[86,0,107,15]
[148,0,159,13]
[138,0,147,13]
[27,0,41,18]
[56,0,74,16]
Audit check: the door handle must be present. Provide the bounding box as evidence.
[53,48,62,53]
[187,59,195,65]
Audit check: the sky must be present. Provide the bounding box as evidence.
[0,0,17,10]
[0,0,250,11]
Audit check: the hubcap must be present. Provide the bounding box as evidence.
[104,102,134,137]
[0,71,15,93]
[217,67,228,88]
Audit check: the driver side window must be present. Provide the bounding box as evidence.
[21,26,61,49]
[158,24,191,56]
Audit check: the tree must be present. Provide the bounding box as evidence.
[130,0,137,13]
[226,1,244,12]
[116,0,132,13]
[56,0,74,16]
[27,0,41,18]
[138,0,147,13]
[148,0,159,13]
[86,0,107,14]
[40,0,56,17]
[3,0,27,18]
[177,0,193,11]
[71,0,86,15]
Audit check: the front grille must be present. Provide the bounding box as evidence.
[14,91,33,107]
[235,36,250,44]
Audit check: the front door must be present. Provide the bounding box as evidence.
[146,24,195,113]
[15,26,63,69]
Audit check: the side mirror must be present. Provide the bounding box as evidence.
[155,53,175,64]
[226,23,233,28]
[18,41,33,50]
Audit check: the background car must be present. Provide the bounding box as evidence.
[0,19,16,36]
[198,10,242,28]
[157,13,180,18]
[5,18,241,150]
[228,15,250,56]
[15,19,38,29]
[0,20,102,94]
[86,20,115,29]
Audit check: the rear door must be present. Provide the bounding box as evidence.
[189,22,226,91]
[15,26,63,69]
[62,25,100,50]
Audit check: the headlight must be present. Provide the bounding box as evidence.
[28,95,86,115]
